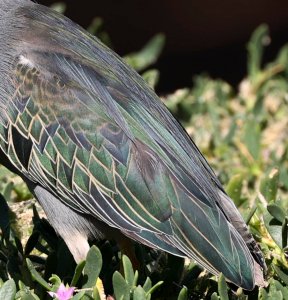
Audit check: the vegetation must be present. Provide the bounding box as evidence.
[0,4,288,299]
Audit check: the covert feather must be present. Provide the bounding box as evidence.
[0,0,266,290]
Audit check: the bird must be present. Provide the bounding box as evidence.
[0,0,266,290]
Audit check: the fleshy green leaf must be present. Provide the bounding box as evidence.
[26,259,52,291]
[112,271,130,300]
[133,286,146,300]
[146,281,163,295]
[71,260,86,287]
[122,255,135,288]
[124,34,165,72]
[16,281,40,300]
[177,286,188,300]
[273,265,288,286]
[226,174,244,206]
[218,274,229,300]
[247,24,269,80]
[260,168,279,202]
[83,246,103,294]
[0,279,16,300]
[211,292,219,300]
[267,204,286,223]
[142,277,152,293]
[243,117,261,161]
[142,69,160,89]
[50,2,66,14]
[263,212,283,248]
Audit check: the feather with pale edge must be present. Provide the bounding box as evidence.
[0,0,266,290]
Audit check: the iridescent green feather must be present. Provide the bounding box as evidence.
[0,1,266,290]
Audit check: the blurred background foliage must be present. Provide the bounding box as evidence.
[41,0,288,92]
[0,3,288,300]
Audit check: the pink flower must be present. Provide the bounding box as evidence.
[48,283,75,300]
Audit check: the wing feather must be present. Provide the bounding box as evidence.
[0,2,264,290]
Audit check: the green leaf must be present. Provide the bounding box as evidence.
[267,203,286,223]
[71,260,86,287]
[268,279,284,299]
[133,270,139,287]
[177,286,188,300]
[142,69,160,89]
[87,18,112,46]
[17,281,38,300]
[264,212,283,248]
[243,117,261,161]
[49,274,62,287]
[245,204,257,225]
[133,286,146,300]
[142,277,152,293]
[112,271,130,300]
[13,182,32,201]
[50,2,66,14]
[0,279,16,300]
[122,255,135,288]
[210,292,219,300]
[146,281,163,295]
[3,182,13,202]
[259,287,269,300]
[273,265,288,286]
[218,274,229,300]
[124,34,165,72]
[276,44,288,73]
[247,24,269,79]
[83,246,102,293]
[16,283,41,300]
[273,279,288,299]
[26,258,52,290]
[260,168,279,202]
[226,174,244,206]
[87,17,104,35]
[223,118,237,144]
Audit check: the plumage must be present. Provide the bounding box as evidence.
[0,0,266,290]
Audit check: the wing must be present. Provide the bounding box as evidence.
[0,3,256,289]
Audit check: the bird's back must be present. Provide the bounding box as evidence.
[0,0,265,290]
